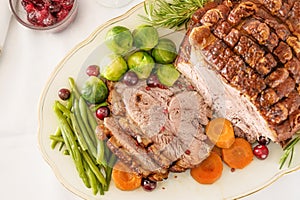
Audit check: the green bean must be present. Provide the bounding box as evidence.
[104,154,117,191]
[79,97,97,144]
[50,127,62,149]
[58,142,65,151]
[51,140,58,150]
[50,135,64,143]
[82,150,107,187]
[53,104,90,187]
[82,160,92,189]
[85,103,98,130]
[70,113,88,151]
[84,160,98,195]
[63,150,70,155]
[55,101,71,118]
[96,139,106,167]
[87,108,106,167]
[66,92,74,110]
[73,99,97,157]
[68,77,81,100]
[99,183,104,195]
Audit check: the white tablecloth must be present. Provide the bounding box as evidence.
[0,0,299,199]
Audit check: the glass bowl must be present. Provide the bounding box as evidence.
[9,0,78,32]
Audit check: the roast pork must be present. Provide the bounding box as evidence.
[104,77,213,181]
[175,0,300,143]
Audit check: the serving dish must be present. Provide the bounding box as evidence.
[38,2,300,199]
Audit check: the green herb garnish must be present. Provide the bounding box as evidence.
[141,0,212,29]
[279,131,300,169]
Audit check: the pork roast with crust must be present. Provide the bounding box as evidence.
[175,0,300,143]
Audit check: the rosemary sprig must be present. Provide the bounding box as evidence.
[141,0,212,29]
[279,131,300,169]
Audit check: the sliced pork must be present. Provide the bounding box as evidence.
[104,77,213,181]
[175,0,300,143]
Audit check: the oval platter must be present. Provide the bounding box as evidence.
[38,2,300,200]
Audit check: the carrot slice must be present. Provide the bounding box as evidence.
[112,161,142,191]
[190,151,223,184]
[222,138,253,169]
[206,117,235,148]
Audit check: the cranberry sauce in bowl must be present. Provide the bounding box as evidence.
[9,0,78,32]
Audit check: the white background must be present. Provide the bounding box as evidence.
[0,0,299,199]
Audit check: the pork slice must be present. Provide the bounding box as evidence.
[171,92,212,168]
[116,81,172,138]
[116,117,172,169]
[104,117,168,177]
[150,90,212,169]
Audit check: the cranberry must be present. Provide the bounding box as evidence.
[141,178,157,192]
[49,3,62,14]
[58,88,71,100]
[253,144,269,160]
[43,14,57,26]
[21,0,74,27]
[146,74,160,88]
[31,0,45,9]
[123,71,139,86]
[86,65,100,77]
[61,0,74,10]
[56,8,68,21]
[96,106,110,120]
[257,136,270,145]
[24,3,35,12]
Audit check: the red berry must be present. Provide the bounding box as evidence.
[61,0,74,10]
[42,14,57,26]
[58,88,71,100]
[56,9,69,22]
[123,71,139,86]
[49,3,62,14]
[146,74,160,88]
[253,144,269,160]
[86,65,100,77]
[25,3,35,12]
[96,106,110,120]
[141,178,157,192]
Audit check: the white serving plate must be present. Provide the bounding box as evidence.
[38,2,300,200]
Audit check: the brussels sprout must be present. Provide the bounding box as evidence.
[105,26,133,55]
[156,64,180,87]
[100,54,128,81]
[152,38,177,64]
[133,25,159,51]
[127,51,155,79]
[81,76,108,104]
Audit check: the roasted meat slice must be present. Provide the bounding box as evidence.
[175,0,300,142]
[104,77,213,181]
